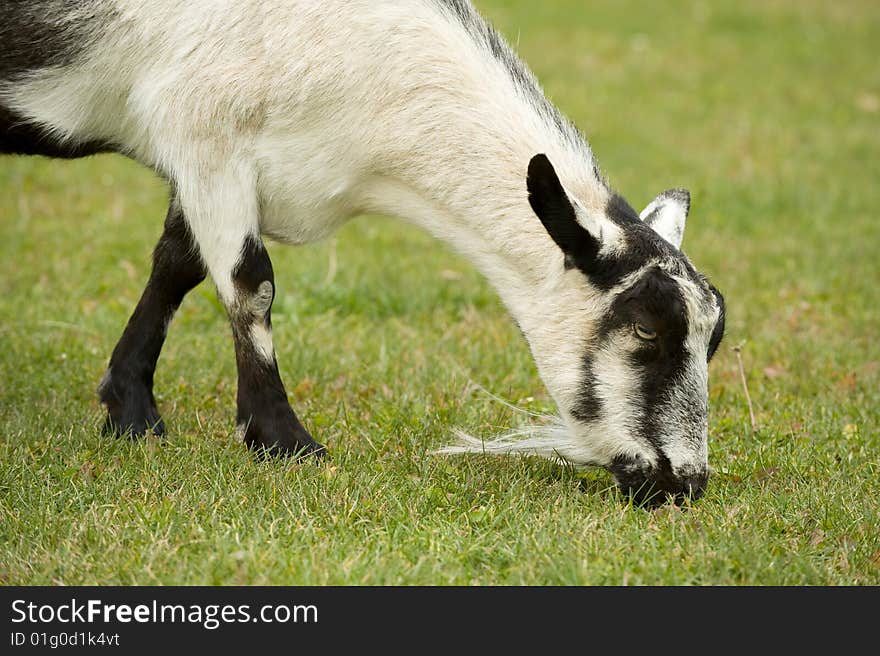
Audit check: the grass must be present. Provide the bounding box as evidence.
[1,0,878,585]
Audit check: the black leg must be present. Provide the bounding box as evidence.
[230,235,325,458]
[98,198,206,437]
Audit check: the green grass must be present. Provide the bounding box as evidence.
[1,0,878,585]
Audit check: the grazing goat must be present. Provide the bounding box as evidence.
[0,0,725,504]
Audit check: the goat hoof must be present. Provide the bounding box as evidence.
[98,370,164,439]
[101,409,165,439]
[238,408,326,460]
[250,435,327,460]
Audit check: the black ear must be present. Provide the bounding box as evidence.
[527,154,596,261]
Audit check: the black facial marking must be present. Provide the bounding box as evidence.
[604,193,641,225]
[574,268,690,484]
[708,286,726,362]
[99,198,206,437]
[599,268,690,454]
[569,195,672,292]
[571,355,600,423]
[599,268,720,505]
[625,273,690,453]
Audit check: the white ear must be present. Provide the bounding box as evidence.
[639,189,690,249]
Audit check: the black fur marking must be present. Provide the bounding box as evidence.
[1,2,116,158]
[529,188,675,293]
[0,105,111,158]
[600,192,711,299]
[99,198,206,437]
[580,195,672,291]
[571,355,600,423]
[592,267,690,450]
[609,452,706,507]
[0,1,108,78]
[438,2,574,142]
[526,157,681,297]
[231,235,325,459]
[608,270,714,505]
[604,192,641,226]
[624,272,690,454]
[707,286,726,362]
[232,235,274,297]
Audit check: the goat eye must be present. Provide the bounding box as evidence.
[633,323,657,341]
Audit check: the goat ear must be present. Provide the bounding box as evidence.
[527,154,599,263]
[639,188,690,250]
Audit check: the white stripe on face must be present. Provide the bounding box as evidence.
[656,352,709,475]
[587,334,660,469]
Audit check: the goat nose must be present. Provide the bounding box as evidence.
[678,471,709,503]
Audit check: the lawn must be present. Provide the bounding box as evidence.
[1,0,878,585]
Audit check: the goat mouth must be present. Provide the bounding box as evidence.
[614,473,708,508]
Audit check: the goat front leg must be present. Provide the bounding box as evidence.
[226,234,325,457]
[99,196,206,437]
[181,169,325,458]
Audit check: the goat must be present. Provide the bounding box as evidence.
[0,0,725,504]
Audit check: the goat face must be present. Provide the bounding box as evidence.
[527,155,726,506]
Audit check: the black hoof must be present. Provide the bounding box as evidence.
[101,412,165,439]
[98,370,164,438]
[239,404,326,460]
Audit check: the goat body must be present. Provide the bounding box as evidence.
[1,1,725,504]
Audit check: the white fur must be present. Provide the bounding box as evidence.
[589,336,658,467]
[639,192,688,249]
[244,281,276,362]
[572,200,626,256]
[249,323,275,363]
